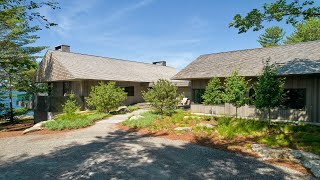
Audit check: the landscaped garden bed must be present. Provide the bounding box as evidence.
[119,110,320,175]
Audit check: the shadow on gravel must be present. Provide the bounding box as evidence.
[0,130,303,179]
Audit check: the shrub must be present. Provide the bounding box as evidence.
[202,77,224,105]
[128,105,139,112]
[13,107,28,116]
[143,79,182,115]
[122,111,160,128]
[45,112,109,130]
[63,93,80,115]
[86,82,127,113]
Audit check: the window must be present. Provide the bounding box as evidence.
[63,81,71,95]
[124,86,134,96]
[248,88,255,105]
[192,89,205,104]
[283,89,306,109]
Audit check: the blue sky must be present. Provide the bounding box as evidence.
[36,0,296,69]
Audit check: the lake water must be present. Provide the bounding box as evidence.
[1,91,34,116]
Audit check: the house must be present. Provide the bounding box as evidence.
[34,45,191,122]
[172,40,320,123]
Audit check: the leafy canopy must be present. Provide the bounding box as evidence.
[224,70,249,117]
[285,18,320,44]
[230,0,320,33]
[86,82,127,113]
[143,79,182,115]
[258,26,285,47]
[202,77,224,105]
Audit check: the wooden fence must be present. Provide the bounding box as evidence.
[191,104,309,122]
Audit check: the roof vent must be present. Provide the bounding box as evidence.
[55,45,70,52]
[152,61,166,66]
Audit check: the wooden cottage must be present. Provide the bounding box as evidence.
[35,45,190,122]
[173,40,320,123]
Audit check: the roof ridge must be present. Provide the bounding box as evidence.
[200,40,320,57]
[48,50,176,70]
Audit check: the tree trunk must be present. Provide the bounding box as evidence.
[268,108,271,127]
[235,107,238,119]
[8,77,14,123]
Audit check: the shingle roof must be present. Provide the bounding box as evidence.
[36,50,189,86]
[172,40,320,80]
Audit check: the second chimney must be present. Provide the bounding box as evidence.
[55,45,70,52]
[152,61,166,66]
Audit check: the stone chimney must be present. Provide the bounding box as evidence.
[55,45,70,52]
[152,61,166,66]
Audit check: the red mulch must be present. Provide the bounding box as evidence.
[116,123,309,175]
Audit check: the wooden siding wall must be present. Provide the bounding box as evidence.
[191,75,320,123]
[177,87,191,99]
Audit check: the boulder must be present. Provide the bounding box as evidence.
[22,120,54,134]
[196,123,215,129]
[129,115,143,121]
[174,127,192,132]
[115,106,130,114]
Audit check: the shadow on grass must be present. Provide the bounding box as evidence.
[0,129,304,179]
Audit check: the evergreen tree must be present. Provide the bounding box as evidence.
[285,18,320,44]
[258,26,285,47]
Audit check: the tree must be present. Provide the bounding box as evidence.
[0,1,58,122]
[202,77,224,105]
[62,93,80,115]
[86,82,127,113]
[285,18,320,44]
[224,70,249,118]
[230,0,320,33]
[258,26,285,47]
[143,79,182,115]
[254,60,285,125]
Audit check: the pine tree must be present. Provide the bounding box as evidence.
[258,26,285,47]
[202,77,224,105]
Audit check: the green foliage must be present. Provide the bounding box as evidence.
[13,107,28,116]
[285,18,320,44]
[229,0,320,33]
[202,77,224,105]
[224,70,249,117]
[143,79,182,115]
[254,60,285,122]
[215,117,269,139]
[86,82,127,113]
[122,111,161,129]
[62,93,80,115]
[45,112,109,130]
[127,105,139,112]
[258,26,285,47]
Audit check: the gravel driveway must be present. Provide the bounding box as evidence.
[0,110,310,179]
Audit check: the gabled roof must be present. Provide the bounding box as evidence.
[172,40,320,80]
[36,50,189,86]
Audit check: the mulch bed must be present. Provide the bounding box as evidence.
[116,123,309,175]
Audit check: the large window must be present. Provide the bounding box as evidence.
[63,81,71,95]
[283,89,306,109]
[192,89,205,104]
[124,86,134,96]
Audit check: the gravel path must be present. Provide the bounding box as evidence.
[0,109,311,179]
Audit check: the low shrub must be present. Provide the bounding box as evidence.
[45,112,109,130]
[128,105,139,112]
[122,111,161,129]
[63,93,80,115]
[13,108,28,116]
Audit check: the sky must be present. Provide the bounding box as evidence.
[36,0,296,70]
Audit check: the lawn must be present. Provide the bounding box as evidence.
[45,111,110,130]
[122,111,320,156]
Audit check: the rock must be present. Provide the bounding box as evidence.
[115,106,130,114]
[196,123,215,129]
[22,120,54,134]
[129,115,143,121]
[174,127,192,132]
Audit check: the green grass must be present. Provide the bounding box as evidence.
[127,105,139,112]
[122,111,161,128]
[215,117,268,139]
[13,108,28,116]
[45,111,109,130]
